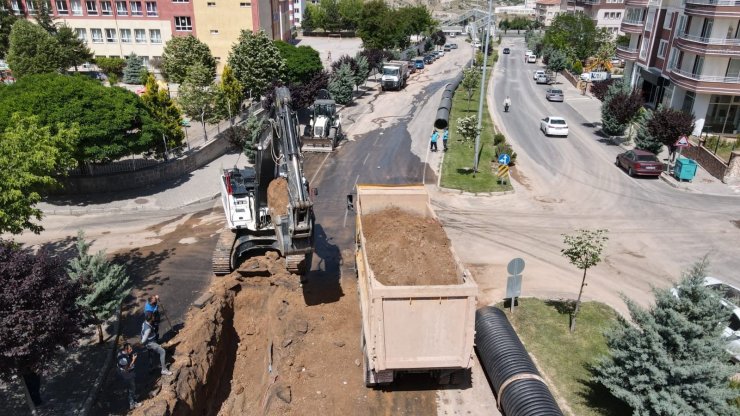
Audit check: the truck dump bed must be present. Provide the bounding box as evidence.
[355,185,478,385]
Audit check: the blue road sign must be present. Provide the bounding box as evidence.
[498,153,511,165]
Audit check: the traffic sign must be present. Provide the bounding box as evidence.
[498,153,511,165]
[507,258,525,275]
[674,135,690,148]
[506,275,522,299]
[497,165,509,177]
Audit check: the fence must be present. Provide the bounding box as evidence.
[701,135,739,163]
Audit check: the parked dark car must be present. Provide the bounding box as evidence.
[424,55,434,64]
[503,47,510,54]
[616,149,664,177]
[407,61,416,74]
[414,58,425,69]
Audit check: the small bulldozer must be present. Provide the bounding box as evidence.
[301,90,344,153]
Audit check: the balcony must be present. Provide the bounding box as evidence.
[669,66,740,93]
[581,0,600,4]
[624,0,649,6]
[621,17,646,33]
[685,0,740,18]
[616,44,639,60]
[675,32,740,56]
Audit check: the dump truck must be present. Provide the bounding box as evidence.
[354,184,478,387]
[380,60,409,91]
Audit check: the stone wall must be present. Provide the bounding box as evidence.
[53,132,234,195]
[725,151,740,185]
[682,144,729,182]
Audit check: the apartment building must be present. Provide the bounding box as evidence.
[562,0,626,35]
[536,0,562,26]
[193,0,290,71]
[616,0,740,136]
[11,0,195,67]
[290,0,301,28]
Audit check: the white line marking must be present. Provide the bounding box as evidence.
[309,152,331,185]
[362,153,370,166]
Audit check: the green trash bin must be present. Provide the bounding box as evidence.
[674,157,697,182]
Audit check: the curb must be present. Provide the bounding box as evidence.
[79,307,123,416]
[659,172,693,192]
[436,185,516,197]
[42,193,220,216]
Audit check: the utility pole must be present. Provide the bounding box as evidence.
[473,0,493,173]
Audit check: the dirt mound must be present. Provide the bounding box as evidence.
[267,177,289,218]
[134,252,438,415]
[362,207,460,286]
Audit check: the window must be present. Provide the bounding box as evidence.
[135,28,147,42]
[668,47,679,69]
[141,56,149,67]
[646,9,656,30]
[116,0,127,15]
[56,0,68,14]
[149,29,162,43]
[677,15,687,34]
[120,29,131,42]
[91,28,103,43]
[239,1,250,6]
[174,16,192,31]
[726,58,740,77]
[10,0,21,14]
[146,1,157,16]
[101,0,112,14]
[86,0,97,14]
[26,1,37,15]
[639,36,649,59]
[75,28,87,42]
[616,12,621,19]
[657,40,668,59]
[664,11,673,29]
[207,1,215,5]
[210,29,219,35]
[682,91,695,114]
[105,28,117,42]
[172,0,189,2]
[130,1,142,15]
[71,0,82,15]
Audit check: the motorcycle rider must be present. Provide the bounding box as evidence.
[504,96,512,112]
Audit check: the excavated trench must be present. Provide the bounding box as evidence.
[132,253,437,416]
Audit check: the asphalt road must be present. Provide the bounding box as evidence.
[434,36,740,314]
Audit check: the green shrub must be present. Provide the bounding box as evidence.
[572,60,583,74]
[493,133,506,146]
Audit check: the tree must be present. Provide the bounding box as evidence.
[0,240,87,412]
[0,0,18,58]
[0,114,77,235]
[274,40,323,85]
[461,67,481,111]
[302,4,315,32]
[95,56,126,80]
[122,53,144,84]
[141,74,185,148]
[214,65,244,129]
[593,259,738,415]
[354,53,369,89]
[33,0,57,34]
[543,12,609,61]
[601,81,643,137]
[431,30,447,48]
[357,0,396,50]
[634,109,663,154]
[55,24,93,71]
[306,3,326,31]
[586,41,616,72]
[546,49,568,81]
[289,70,330,109]
[560,229,609,333]
[161,35,217,84]
[0,73,174,165]
[320,0,341,32]
[590,78,617,101]
[178,63,217,140]
[6,19,63,78]
[67,231,131,344]
[646,106,695,155]
[331,54,359,75]
[228,29,285,98]
[499,18,510,34]
[338,0,363,31]
[456,115,480,148]
[360,48,394,73]
[327,63,354,105]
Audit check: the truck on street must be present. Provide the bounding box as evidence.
[354,185,478,387]
[381,60,409,91]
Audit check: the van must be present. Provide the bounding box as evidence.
[527,54,537,63]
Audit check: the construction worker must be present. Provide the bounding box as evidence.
[141,312,172,376]
[144,295,161,332]
[430,130,439,152]
[117,343,141,410]
[443,128,449,151]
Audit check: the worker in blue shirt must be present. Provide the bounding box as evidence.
[443,128,449,152]
[144,295,161,332]
[430,130,439,152]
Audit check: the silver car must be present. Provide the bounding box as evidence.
[545,88,564,102]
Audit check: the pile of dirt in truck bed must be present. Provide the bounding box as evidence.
[362,207,461,286]
[267,177,289,217]
[133,252,437,416]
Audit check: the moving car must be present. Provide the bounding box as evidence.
[615,149,664,177]
[450,43,458,49]
[536,74,549,84]
[533,70,546,80]
[545,88,564,102]
[540,116,569,137]
[527,54,537,63]
[503,47,511,54]
[444,44,452,51]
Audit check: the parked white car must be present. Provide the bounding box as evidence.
[533,70,546,81]
[540,116,569,137]
[527,54,537,63]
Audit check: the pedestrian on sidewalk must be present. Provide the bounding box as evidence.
[443,128,449,151]
[141,312,172,376]
[117,343,141,410]
[430,130,439,152]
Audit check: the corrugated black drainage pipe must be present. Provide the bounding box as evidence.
[475,306,563,416]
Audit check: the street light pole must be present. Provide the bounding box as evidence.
[473,0,494,173]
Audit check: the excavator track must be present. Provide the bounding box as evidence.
[212,228,235,275]
[285,254,307,275]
